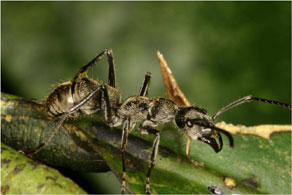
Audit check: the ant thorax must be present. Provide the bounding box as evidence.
[111,96,178,128]
[148,98,178,125]
[116,96,151,123]
[175,107,214,140]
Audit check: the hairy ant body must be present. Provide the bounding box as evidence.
[24,49,121,155]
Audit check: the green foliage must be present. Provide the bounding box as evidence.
[1,143,86,194]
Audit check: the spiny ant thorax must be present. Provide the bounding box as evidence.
[148,98,178,124]
[111,96,178,128]
[117,96,152,123]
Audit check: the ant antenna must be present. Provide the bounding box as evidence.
[71,50,107,101]
[212,95,292,120]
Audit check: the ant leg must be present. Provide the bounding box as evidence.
[24,86,102,157]
[185,137,204,167]
[101,85,113,124]
[139,72,152,97]
[71,49,117,100]
[106,49,116,88]
[120,118,131,194]
[71,50,107,92]
[22,113,69,157]
[139,123,160,194]
[212,95,292,120]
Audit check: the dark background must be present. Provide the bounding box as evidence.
[2,2,291,193]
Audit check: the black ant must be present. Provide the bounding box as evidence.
[23,49,292,194]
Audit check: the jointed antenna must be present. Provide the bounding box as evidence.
[212,95,292,120]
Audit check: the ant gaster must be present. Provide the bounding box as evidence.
[23,49,122,155]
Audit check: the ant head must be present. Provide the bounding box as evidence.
[175,106,214,139]
[175,106,234,153]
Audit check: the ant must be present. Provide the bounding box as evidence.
[23,49,292,194]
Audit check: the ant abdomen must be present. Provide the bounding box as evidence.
[46,78,101,117]
[25,49,122,158]
[47,77,121,118]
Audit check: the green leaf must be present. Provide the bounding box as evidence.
[157,125,291,194]
[1,143,86,194]
[1,92,291,194]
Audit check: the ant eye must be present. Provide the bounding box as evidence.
[186,119,193,128]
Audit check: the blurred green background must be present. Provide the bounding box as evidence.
[2,2,291,194]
